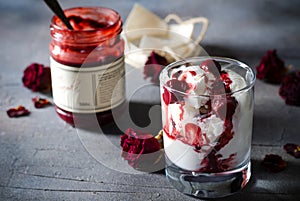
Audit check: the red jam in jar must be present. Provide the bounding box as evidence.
[49,7,125,127]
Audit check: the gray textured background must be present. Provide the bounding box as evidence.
[1,0,300,200]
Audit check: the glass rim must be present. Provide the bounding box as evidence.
[160,56,256,97]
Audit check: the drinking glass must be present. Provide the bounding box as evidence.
[160,57,255,198]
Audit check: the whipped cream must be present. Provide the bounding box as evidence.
[162,61,252,171]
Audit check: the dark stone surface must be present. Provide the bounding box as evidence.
[1,0,300,200]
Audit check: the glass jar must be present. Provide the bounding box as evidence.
[49,7,125,127]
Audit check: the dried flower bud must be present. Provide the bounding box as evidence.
[143,51,170,84]
[256,49,287,84]
[120,128,164,171]
[261,154,287,173]
[279,70,300,106]
[22,63,51,92]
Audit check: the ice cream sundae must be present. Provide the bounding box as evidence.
[160,58,254,172]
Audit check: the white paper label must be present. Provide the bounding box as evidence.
[50,57,125,113]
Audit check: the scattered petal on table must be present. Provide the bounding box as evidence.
[7,105,30,118]
[284,143,300,158]
[261,154,287,173]
[32,97,51,108]
[120,128,164,171]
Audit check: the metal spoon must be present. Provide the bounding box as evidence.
[43,0,74,30]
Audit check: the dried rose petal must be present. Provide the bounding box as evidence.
[22,63,51,92]
[32,97,51,108]
[279,71,300,106]
[256,49,287,84]
[143,51,170,84]
[120,128,162,170]
[7,106,30,118]
[284,143,300,158]
[262,154,287,173]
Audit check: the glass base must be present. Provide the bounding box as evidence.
[165,158,251,199]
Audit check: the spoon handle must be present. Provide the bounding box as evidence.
[44,0,74,30]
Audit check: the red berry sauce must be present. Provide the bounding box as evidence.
[68,15,111,30]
